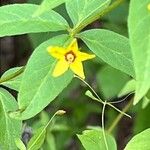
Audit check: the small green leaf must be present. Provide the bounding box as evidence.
[66,0,111,27]
[0,4,69,37]
[118,79,136,97]
[17,35,73,120]
[0,67,23,91]
[97,66,130,99]
[128,0,150,104]
[15,138,26,150]
[27,127,46,150]
[85,90,96,100]
[125,128,150,150]
[77,129,117,150]
[79,29,134,77]
[34,0,66,16]
[0,88,22,150]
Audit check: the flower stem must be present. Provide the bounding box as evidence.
[0,67,25,84]
[74,75,131,118]
[71,0,125,36]
[107,99,133,133]
[28,110,64,150]
[74,75,103,102]
[102,101,109,150]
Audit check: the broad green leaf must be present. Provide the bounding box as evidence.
[17,35,73,120]
[27,127,46,150]
[0,4,69,37]
[118,79,136,97]
[40,111,50,125]
[29,32,52,49]
[125,128,150,150]
[79,29,134,77]
[0,88,22,150]
[128,0,150,104]
[34,0,66,16]
[104,1,129,24]
[97,66,130,99]
[77,129,117,150]
[0,67,23,91]
[15,139,26,150]
[66,0,111,27]
[134,104,150,134]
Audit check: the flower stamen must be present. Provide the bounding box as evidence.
[65,51,76,63]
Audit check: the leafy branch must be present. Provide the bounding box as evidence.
[70,0,125,36]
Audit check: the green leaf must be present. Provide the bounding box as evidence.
[0,88,22,150]
[128,0,150,104]
[15,138,26,150]
[85,90,96,100]
[104,1,129,24]
[28,0,42,4]
[27,110,59,150]
[0,67,23,91]
[27,127,46,150]
[142,96,150,109]
[125,128,150,150]
[43,133,56,150]
[78,29,134,77]
[97,66,130,99]
[17,35,73,120]
[66,0,111,27]
[118,79,136,97]
[34,0,66,16]
[0,4,69,37]
[134,104,150,134]
[77,129,117,150]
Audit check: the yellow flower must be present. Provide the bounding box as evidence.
[47,38,95,79]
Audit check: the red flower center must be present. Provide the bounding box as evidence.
[65,51,76,63]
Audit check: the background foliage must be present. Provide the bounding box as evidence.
[0,0,150,150]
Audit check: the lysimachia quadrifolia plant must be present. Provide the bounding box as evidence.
[0,0,150,150]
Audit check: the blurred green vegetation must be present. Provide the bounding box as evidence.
[24,0,149,149]
[1,0,149,149]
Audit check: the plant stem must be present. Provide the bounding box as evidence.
[107,99,133,133]
[0,67,25,84]
[74,75,131,118]
[74,75,103,101]
[28,110,61,150]
[102,101,109,150]
[107,103,131,118]
[71,0,125,36]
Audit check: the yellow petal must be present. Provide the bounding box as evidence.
[70,61,85,79]
[52,59,69,77]
[67,38,79,53]
[77,51,96,61]
[47,46,66,59]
